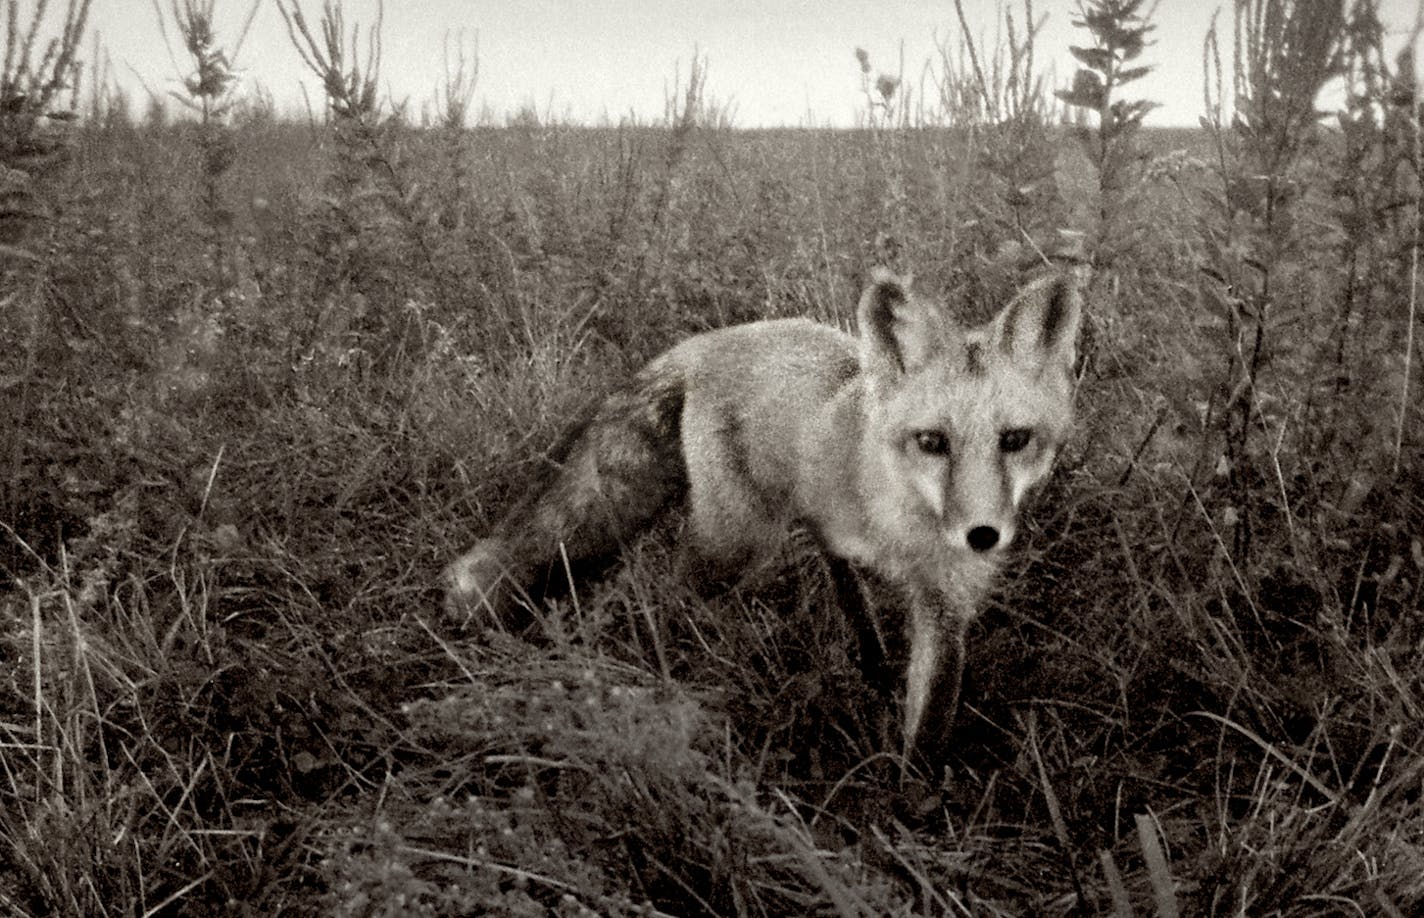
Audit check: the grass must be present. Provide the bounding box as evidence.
[2,0,1423,914]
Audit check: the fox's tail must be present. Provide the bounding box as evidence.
[445,358,688,629]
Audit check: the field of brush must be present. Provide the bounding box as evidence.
[4,15,1424,918]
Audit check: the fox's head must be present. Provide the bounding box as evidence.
[857,267,1083,559]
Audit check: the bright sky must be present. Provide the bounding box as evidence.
[82,1,1424,128]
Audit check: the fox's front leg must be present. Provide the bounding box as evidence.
[902,586,971,764]
[823,557,894,690]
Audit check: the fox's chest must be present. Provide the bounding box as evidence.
[813,514,877,564]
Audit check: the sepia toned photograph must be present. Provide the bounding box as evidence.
[2,1,1422,914]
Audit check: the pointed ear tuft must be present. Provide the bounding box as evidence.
[991,273,1083,372]
[858,268,939,375]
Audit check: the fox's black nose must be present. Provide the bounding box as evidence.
[966,526,1000,553]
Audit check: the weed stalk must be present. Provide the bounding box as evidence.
[1198,0,1344,563]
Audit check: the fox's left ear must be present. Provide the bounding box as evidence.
[989,273,1083,372]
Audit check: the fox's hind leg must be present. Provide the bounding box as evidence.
[677,402,786,592]
[677,475,780,592]
[445,365,687,632]
[679,504,779,593]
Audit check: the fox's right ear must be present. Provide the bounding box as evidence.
[858,267,940,376]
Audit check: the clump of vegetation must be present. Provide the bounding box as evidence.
[0,0,90,222]
[855,44,905,131]
[1,0,91,582]
[277,0,427,357]
[1198,0,1349,562]
[155,0,259,272]
[2,0,1423,914]
[1056,0,1158,264]
[952,0,1064,241]
[429,30,478,225]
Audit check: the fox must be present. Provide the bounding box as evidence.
[445,266,1083,762]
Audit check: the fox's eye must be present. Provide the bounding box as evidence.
[999,428,1032,453]
[914,430,951,456]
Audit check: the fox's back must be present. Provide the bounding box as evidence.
[665,318,859,405]
[659,319,861,508]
